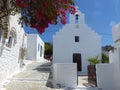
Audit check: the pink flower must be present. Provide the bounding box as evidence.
[60,16,66,24]
[60,10,66,16]
[16,0,26,8]
[69,5,76,14]
[14,0,76,34]
[36,12,42,21]
[37,27,45,34]
[30,24,36,28]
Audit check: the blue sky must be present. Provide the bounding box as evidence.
[25,0,120,46]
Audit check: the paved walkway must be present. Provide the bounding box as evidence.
[1,61,53,90]
[1,61,99,90]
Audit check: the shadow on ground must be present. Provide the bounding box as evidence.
[33,62,54,88]
[33,62,52,72]
[46,72,54,88]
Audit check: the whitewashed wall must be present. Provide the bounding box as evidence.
[94,22,120,90]
[53,63,77,88]
[96,47,120,90]
[0,13,25,83]
[96,23,120,90]
[26,34,44,61]
[36,34,44,60]
[109,47,120,90]
[96,64,115,90]
[53,9,101,75]
[112,23,120,43]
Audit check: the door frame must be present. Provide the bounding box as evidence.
[73,53,82,71]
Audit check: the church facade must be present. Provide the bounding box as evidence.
[53,8,101,75]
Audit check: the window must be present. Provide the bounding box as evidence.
[40,46,42,57]
[6,27,17,48]
[7,37,13,48]
[0,30,2,42]
[38,44,40,51]
[75,36,79,42]
[75,14,79,24]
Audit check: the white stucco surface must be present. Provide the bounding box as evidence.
[96,64,115,90]
[53,63,77,88]
[96,23,120,90]
[110,23,120,90]
[26,34,44,60]
[96,48,120,90]
[109,48,120,90]
[112,23,120,43]
[53,9,101,75]
[0,14,26,83]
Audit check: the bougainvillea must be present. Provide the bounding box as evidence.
[10,0,76,34]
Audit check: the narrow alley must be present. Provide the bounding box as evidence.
[1,61,99,90]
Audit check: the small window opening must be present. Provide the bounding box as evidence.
[40,46,42,57]
[75,14,79,24]
[7,37,13,48]
[75,36,79,42]
[0,30,2,42]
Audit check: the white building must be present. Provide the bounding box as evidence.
[110,23,120,90]
[26,34,44,61]
[53,8,101,75]
[96,23,120,90]
[0,13,27,83]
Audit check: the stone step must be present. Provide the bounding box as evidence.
[8,78,53,82]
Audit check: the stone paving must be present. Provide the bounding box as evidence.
[1,61,53,90]
[0,61,99,90]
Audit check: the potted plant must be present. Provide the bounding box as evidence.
[88,56,100,65]
[87,56,100,86]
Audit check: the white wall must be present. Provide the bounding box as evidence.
[0,13,25,83]
[96,64,115,90]
[26,34,44,60]
[109,22,120,90]
[53,63,77,88]
[96,47,120,90]
[96,22,120,90]
[36,35,44,60]
[53,23,101,75]
[27,34,37,60]
[112,23,120,43]
[109,47,120,90]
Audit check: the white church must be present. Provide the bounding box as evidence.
[53,7,101,75]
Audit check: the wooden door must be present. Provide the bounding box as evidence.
[73,53,82,71]
[88,65,97,86]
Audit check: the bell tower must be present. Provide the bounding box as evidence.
[69,6,85,24]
